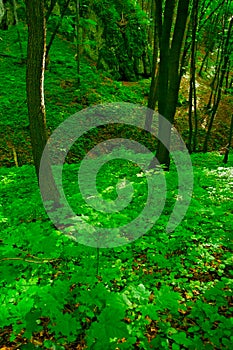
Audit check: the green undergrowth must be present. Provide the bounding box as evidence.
[0,26,149,131]
[0,26,151,168]
[0,152,233,349]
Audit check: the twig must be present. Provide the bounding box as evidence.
[0,257,62,264]
[12,146,18,167]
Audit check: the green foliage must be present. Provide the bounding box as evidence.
[0,26,150,166]
[0,153,233,348]
[0,10,233,348]
[93,0,151,80]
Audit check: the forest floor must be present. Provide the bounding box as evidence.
[0,152,233,349]
[0,27,233,350]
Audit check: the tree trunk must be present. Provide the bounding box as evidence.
[45,0,71,61]
[155,0,190,168]
[12,0,24,60]
[204,16,233,152]
[75,0,81,87]
[188,0,198,152]
[0,0,5,25]
[45,0,57,22]
[206,39,222,109]
[25,0,59,205]
[223,114,233,164]
[145,0,159,132]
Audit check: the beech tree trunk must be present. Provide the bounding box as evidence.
[26,0,47,178]
[25,0,59,205]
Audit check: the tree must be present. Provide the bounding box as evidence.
[0,0,12,29]
[25,0,59,205]
[223,114,233,164]
[12,0,24,60]
[148,0,190,169]
[75,0,81,86]
[188,0,198,153]
[146,0,158,113]
[45,0,71,61]
[203,14,233,152]
[0,0,5,26]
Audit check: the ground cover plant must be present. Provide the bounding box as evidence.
[0,152,233,349]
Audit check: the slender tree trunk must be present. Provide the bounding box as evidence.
[193,70,198,152]
[199,0,211,22]
[178,25,191,85]
[45,0,57,22]
[188,0,198,152]
[145,0,159,132]
[148,0,155,44]
[198,16,218,77]
[75,0,81,87]
[199,50,209,77]
[180,0,224,83]
[12,0,24,60]
[229,77,233,91]
[45,0,71,61]
[0,0,5,26]
[204,17,233,152]
[207,39,222,109]
[199,0,226,33]
[223,114,233,164]
[225,60,231,91]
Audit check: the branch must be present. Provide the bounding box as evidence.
[199,0,226,32]
[0,257,62,264]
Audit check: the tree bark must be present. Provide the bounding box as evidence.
[145,0,159,132]
[188,0,198,152]
[204,16,233,152]
[25,0,59,205]
[155,0,190,168]
[0,0,5,25]
[75,0,81,87]
[223,114,233,164]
